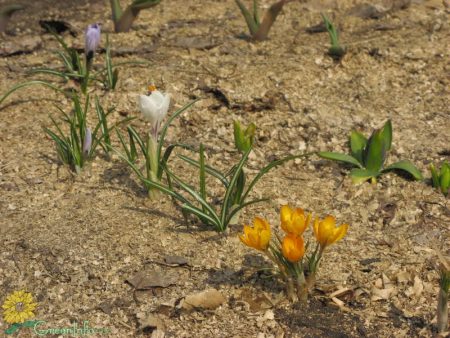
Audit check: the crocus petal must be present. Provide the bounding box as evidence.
[282,234,305,262]
[160,93,171,121]
[83,127,92,156]
[280,205,292,224]
[85,23,101,56]
[139,94,159,124]
[319,215,336,246]
[329,223,349,245]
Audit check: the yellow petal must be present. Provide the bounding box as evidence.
[253,217,266,231]
[329,223,349,245]
[280,205,292,224]
[319,215,336,246]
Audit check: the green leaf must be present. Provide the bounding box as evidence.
[383,160,423,180]
[430,164,440,188]
[235,0,259,35]
[349,130,367,165]
[199,144,207,213]
[380,120,392,151]
[0,80,67,107]
[350,168,378,184]
[165,166,221,227]
[318,151,362,168]
[178,154,229,187]
[221,147,252,229]
[440,166,450,195]
[364,129,386,173]
[157,100,199,161]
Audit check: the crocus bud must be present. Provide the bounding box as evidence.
[85,23,101,61]
[83,127,92,157]
[138,85,170,137]
[233,120,256,153]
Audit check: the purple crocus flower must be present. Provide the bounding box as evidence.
[83,127,92,157]
[85,23,101,60]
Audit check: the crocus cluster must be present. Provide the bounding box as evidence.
[240,205,348,301]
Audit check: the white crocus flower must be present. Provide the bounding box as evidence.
[138,86,170,138]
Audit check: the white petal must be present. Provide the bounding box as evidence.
[138,95,158,124]
[150,90,165,105]
[159,94,171,121]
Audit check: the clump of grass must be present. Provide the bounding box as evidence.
[45,94,131,173]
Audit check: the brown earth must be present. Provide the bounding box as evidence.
[0,0,449,337]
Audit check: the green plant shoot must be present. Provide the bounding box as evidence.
[321,14,346,60]
[430,162,450,196]
[318,120,423,184]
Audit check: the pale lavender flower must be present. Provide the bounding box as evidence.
[85,23,101,60]
[83,127,92,157]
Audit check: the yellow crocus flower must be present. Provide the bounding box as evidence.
[239,217,271,251]
[313,215,348,249]
[280,205,311,235]
[282,233,305,263]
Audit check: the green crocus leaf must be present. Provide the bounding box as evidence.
[440,167,450,195]
[350,168,378,184]
[430,164,439,188]
[318,151,362,168]
[364,129,386,173]
[380,119,392,151]
[383,160,423,180]
[349,130,367,165]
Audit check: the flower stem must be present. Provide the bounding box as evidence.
[437,288,448,333]
[147,133,160,199]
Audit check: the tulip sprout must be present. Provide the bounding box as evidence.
[45,95,131,173]
[110,0,161,33]
[321,14,346,60]
[240,206,348,302]
[318,120,423,184]
[235,0,292,41]
[430,162,450,196]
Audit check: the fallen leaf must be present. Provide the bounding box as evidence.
[126,270,178,289]
[181,289,226,311]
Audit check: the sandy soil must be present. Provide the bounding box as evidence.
[0,0,449,337]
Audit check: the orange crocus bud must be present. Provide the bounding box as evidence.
[282,233,305,263]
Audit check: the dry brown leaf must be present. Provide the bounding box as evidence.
[181,289,226,311]
[126,270,178,289]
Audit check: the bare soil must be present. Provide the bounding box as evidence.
[0,0,449,337]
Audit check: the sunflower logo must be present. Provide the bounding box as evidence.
[2,290,38,335]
